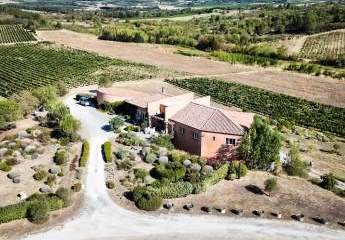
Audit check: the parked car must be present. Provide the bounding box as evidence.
[80,100,91,106]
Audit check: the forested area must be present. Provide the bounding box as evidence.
[99,3,345,49]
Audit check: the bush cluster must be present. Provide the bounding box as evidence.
[212,51,278,67]
[152,135,174,150]
[194,164,229,193]
[117,132,145,146]
[79,141,90,167]
[0,194,64,224]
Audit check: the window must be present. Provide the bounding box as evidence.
[226,138,236,145]
[213,136,216,141]
[192,131,199,140]
[179,127,185,135]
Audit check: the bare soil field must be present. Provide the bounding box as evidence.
[37,30,345,108]
[220,70,345,108]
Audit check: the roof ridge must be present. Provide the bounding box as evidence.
[200,107,217,130]
[218,109,244,134]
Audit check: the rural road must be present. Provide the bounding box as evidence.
[19,95,345,240]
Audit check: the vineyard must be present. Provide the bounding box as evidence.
[300,30,345,60]
[166,78,345,136]
[0,25,36,44]
[0,43,160,97]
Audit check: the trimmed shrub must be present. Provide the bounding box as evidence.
[264,177,278,196]
[197,164,229,192]
[54,150,67,165]
[71,182,82,192]
[151,162,186,182]
[0,194,64,224]
[55,187,71,207]
[227,161,247,179]
[33,169,48,181]
[27,201,49,224]
[45,175,56,187]
[0,161,12,172]
[134,168,148,179]
[152,135,174,150]
[109,116,124,131]
[126,125,139,132]
[106,181,115,189]
[0,202,29,224]
[135,192,162,211]
[144,152,156,163]
[79,141,90,167]
[103,141,112,163]
[149,182,194,199]
[320,173,336,191]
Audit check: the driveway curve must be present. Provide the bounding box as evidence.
[21,95,345,240]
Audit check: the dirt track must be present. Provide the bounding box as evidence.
[37,30,345,108]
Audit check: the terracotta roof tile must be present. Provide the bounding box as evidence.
[170,102,251,135]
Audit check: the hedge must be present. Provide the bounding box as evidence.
[79,141,90,167]
[148,181,194,199]
[135,193,162,211]
[103,141,112,163]
[194,164,229,193]
[0,195,64,224]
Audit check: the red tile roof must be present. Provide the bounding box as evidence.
[170,102,252,135]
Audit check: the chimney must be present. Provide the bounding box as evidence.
[161,86,166,94]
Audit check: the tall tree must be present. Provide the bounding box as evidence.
[238,116,282,170]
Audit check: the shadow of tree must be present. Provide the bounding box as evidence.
[245,184,264,195]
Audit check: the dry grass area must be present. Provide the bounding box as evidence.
[38,29,345,108]
[169,172,345,227]
[109,169,345,228]
[283,127,345,180]
[280,36,307,56]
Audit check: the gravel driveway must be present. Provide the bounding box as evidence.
[20,95,345,240]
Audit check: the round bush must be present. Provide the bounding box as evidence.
[71,182,82,192]
[27,201,49,224]
[106,181,115,189]
[55,187,71,207]
[54,150,67,165]
[135,192,162,211]
[144,152,156,163]
[33,170,48,181]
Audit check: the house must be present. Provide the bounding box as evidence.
[168,102,254,158]
[96,87,254,158]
